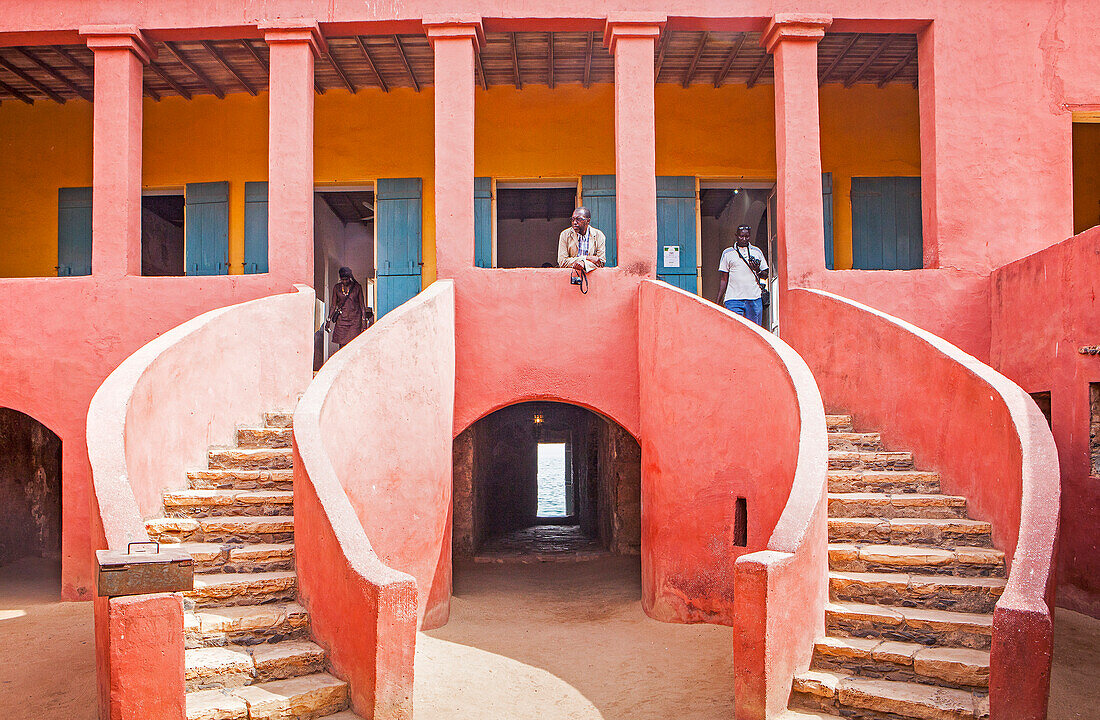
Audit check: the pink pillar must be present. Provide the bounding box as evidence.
[762,14,831,294]
[81,26,153,277]
[425,17,482,279]
[605,15,663,276]
[263,21,323,285]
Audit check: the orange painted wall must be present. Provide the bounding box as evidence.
[0,81,917,278]
[1073,123,1100,235]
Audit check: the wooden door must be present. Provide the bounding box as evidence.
[656,176,698,293]
[57,187,92,276]
[185,181,230,275]
[376,178,423,318]
[581,175,617,267]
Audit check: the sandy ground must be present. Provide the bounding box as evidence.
[2,554,1099,719]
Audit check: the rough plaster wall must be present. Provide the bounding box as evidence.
[473,406,538,541]
[0,409,61,564]
[452,426,476,557]
[598,417,642,554]
[140,207,184,277]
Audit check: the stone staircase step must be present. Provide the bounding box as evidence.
[827,415,854,432]
[827,493,968,519]
[188,469,294,491]
[828,432,884,451]
[264,411,294,428]
[829,470,941,494]
[209,447,293,471]
[164,489,294,518]
[813,636,990,690]
[232,672,348,720]
[791,669,988,720]
[147,517,202,543]
[186,602,309,648]
[828,517,992,548]
[829,571,1005,613]
[829,451,914,471]
[323,713,366,720]
[185,639,326,692]
[826,601,993,650]
[186,688,248,720]
[828,544,1006,578]
[198,515,295,544]
[237,427,293,449]
[178,542,295,573]
[185,571,297,608]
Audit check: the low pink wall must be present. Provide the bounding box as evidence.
[784,287,1060,720]
[298,280,455,631]
[85,284,314,720]
[990,226,1100,617]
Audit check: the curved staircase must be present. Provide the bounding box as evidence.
[786,414,1001,720]
[145,412,360,720]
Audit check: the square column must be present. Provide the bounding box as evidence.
[425,17,483,279]
[605,15,663,276]
[263,21,324,284]
[81,26,154,277]
[762,14,831,294]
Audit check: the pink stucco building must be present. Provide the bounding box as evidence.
[0,1,1097,719]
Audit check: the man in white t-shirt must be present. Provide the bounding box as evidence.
[716,225,768,326]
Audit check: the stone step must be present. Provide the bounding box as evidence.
[264,411,294,429]
[188,469,294,491]
[828,517,992,549]
[209,447,294,471]
[812,636,990,690]
[178,542,295,574]
[828,432,884,451]
[237,427,293,449]
[829,451,914,471]
[164,490,294,518]
[828,493,968,519]
[186,672,347,720]
[829,470,941,495]
[826,601,993,650]
[790,669,988,720]
[186,640,326,692]
[149,516,294,544]
[829,571,1005,614]
[828,544,1006,578]
[827,415,854,432]
[184,571,297,608]
[185,601,310,649]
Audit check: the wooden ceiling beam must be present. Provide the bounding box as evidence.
[0,54,66,103]
[547,31,554,89]
[877,46,917,87]
[392,35,420,92]
[583,31,593,89]
[147,61,192,100]
[844,36,894,87]
[51,46,93,79]
[683,31,709,88]
[474,46,488,91]
[164,41,225,99]
[324,44,357,93]
[0,77,34,104]
[654,29,672,76]
[746,53,770,89]
[354,36,389,92]
[201,41,256,96]
[714,33,746,87]
[13,47,92,101]
[819,33,860,86]
[510,32,522,89]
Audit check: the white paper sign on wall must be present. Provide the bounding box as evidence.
[663,245,680,268]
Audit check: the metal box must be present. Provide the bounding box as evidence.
[96,542,194,597]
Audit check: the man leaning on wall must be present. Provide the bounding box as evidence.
[558,206,606,272]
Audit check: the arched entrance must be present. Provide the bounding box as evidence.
[452,401,640,560]
[0,408,61,573]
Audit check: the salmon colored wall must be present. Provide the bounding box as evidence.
[1072,123,1100,235]
[1,82,917,278]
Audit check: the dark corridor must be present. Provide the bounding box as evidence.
[0,409,61,567]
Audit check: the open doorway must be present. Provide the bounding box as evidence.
[495,182,578,268]
[1073,121,1100,235]
[315,187,376,365]
[141,191,185,276]
[452,401,640,561]
[699,182,774,326]
[0,408,61,588]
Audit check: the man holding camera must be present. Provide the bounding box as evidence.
[557,206,606,272]
[716,225,768,326]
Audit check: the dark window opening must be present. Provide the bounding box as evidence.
[1073,122,1100,235]
[734,497,748,547]
[496,186,578,268]
[142,194,185,276]
[1030,391,1053,430]
[0,409,61,576]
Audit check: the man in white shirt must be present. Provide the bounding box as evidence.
[716,225,768,326]
[557,206,607,272]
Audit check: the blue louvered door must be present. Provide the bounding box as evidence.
[243,182,268,274]
[474,177,492,268]
[57,187,92,276]
[581,175,616,267]
[185,181,230,275]
[656,176,698,293]
[376,178,423,318]
[851,177,923,270]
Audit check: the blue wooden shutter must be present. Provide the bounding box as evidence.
[185,181,230,275]
[823,172,834,270]
[474,177,492,268]
[581,175,616,267]
[243,182,268,274]
[376,178,423,318]
[57,187,92,276]
[656,176,698,293]
[851,177,922,270]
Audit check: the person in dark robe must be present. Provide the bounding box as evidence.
[327,267,367,351]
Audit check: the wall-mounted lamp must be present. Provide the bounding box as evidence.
[533,413,544,425]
